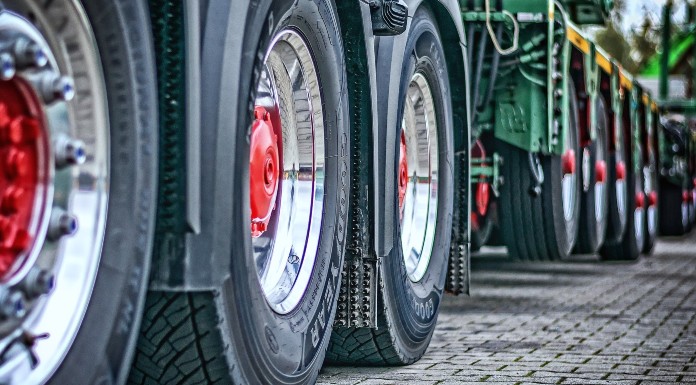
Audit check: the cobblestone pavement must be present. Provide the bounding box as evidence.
[318,232,696,384]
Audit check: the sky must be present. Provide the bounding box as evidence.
[624,0,689,33]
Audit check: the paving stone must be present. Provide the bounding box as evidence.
[318,234,696,384]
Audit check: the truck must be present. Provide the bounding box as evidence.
[0,0,692,384]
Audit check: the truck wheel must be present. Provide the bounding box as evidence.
[642,136,658,253]
[471,140,494,251]
[658,179,690,235]
[327,7,453,365]
[604,107,629,244]
[0,1,157,384]
[128,1,350,384]
[498,82,581,261]
[600,126,645,260]
[576,97,609,253]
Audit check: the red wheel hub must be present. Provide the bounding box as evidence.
[595,160,607,183]
[562,149,576,175]
[0,79,47,276]
[615,161,626,181]
[250,106,280,238]
[398,131,409,216]
[636,192,645,210]
[648,191,657,207]
[472,140,490,218]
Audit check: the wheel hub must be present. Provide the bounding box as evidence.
[398,131,408,217]
[472,140,490,217]
[616,161,626,180]
[0,80,46,277]
[249,106,280,238]
[648,191,657,207]
[595,160,607,183]
[562,149,576,175]
[636,192,645,210]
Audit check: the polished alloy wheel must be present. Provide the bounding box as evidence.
[0,4,108,382]
[561,128,578,228]
[399,73,438,283]
[250,30,325,315]
[614,114,628,230]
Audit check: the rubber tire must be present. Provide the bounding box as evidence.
[575,97,610,253]
[604,107,629,245]
[658,179,689,236]
[326,7,453,365]
[127,1,350,384]
[17,1,159,384]
[642,139,658,254]
[471,202,495,252]
[600,118,644,261]
[497,83,581,261]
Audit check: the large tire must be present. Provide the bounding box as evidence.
[642,123,658,254]
[326,7,453,365]
[498,82,581,261]
[658,179,689,236]
[575,97,610,253]
[604,105,629,244]
[0,1,158,384]
[600,111,645,261]
[128,1,350,384]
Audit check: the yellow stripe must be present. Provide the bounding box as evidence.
[652,102,658,112]
[619,70,633,91]
[596,52,612,74]
[642,93,650,106]
[567,26,590,54]
[549,0,554,21]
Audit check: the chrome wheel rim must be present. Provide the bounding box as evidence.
[594,130,608,229]
[251,30,325,315]
[644,160,657,238]
[400,73,438,283]
[634,172,645,246]
[561,128,578,223]
[0,3,108,383]
[614,115,628,229]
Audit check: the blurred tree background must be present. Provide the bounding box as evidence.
[594,0,683,73]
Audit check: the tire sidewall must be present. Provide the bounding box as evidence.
[37,0,158,383]
[384,7,453,352]
[223,0,349,382]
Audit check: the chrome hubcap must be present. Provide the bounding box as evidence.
[0,3,108,383]
[400,73,438,283]
[251,30,325,315]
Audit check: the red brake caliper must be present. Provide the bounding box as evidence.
[0,80,44,276]
[471,140,490,230]
[398,131,408,218]
[250,106,280,238]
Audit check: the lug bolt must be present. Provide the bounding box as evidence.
[32,73,75,104]
[47,208,78,241]
[13,38,48,69]
[554,89,563,99]
[19,267,55,298]
[0,52,15,80]
[54,134,86,168]
[0,289,26,319]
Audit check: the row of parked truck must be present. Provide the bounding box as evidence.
[0,0,695,383]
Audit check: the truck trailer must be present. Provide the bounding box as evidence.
[0,0,692,384]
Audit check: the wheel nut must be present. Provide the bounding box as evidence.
[0,289,26,319]
[33,73,75,104]
[19,267,55,298]
[0,52,15,80]
[13,38,48,69]
[47,208,78,241]
[54,134,86,168]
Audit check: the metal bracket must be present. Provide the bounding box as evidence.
[367,0,408,36]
